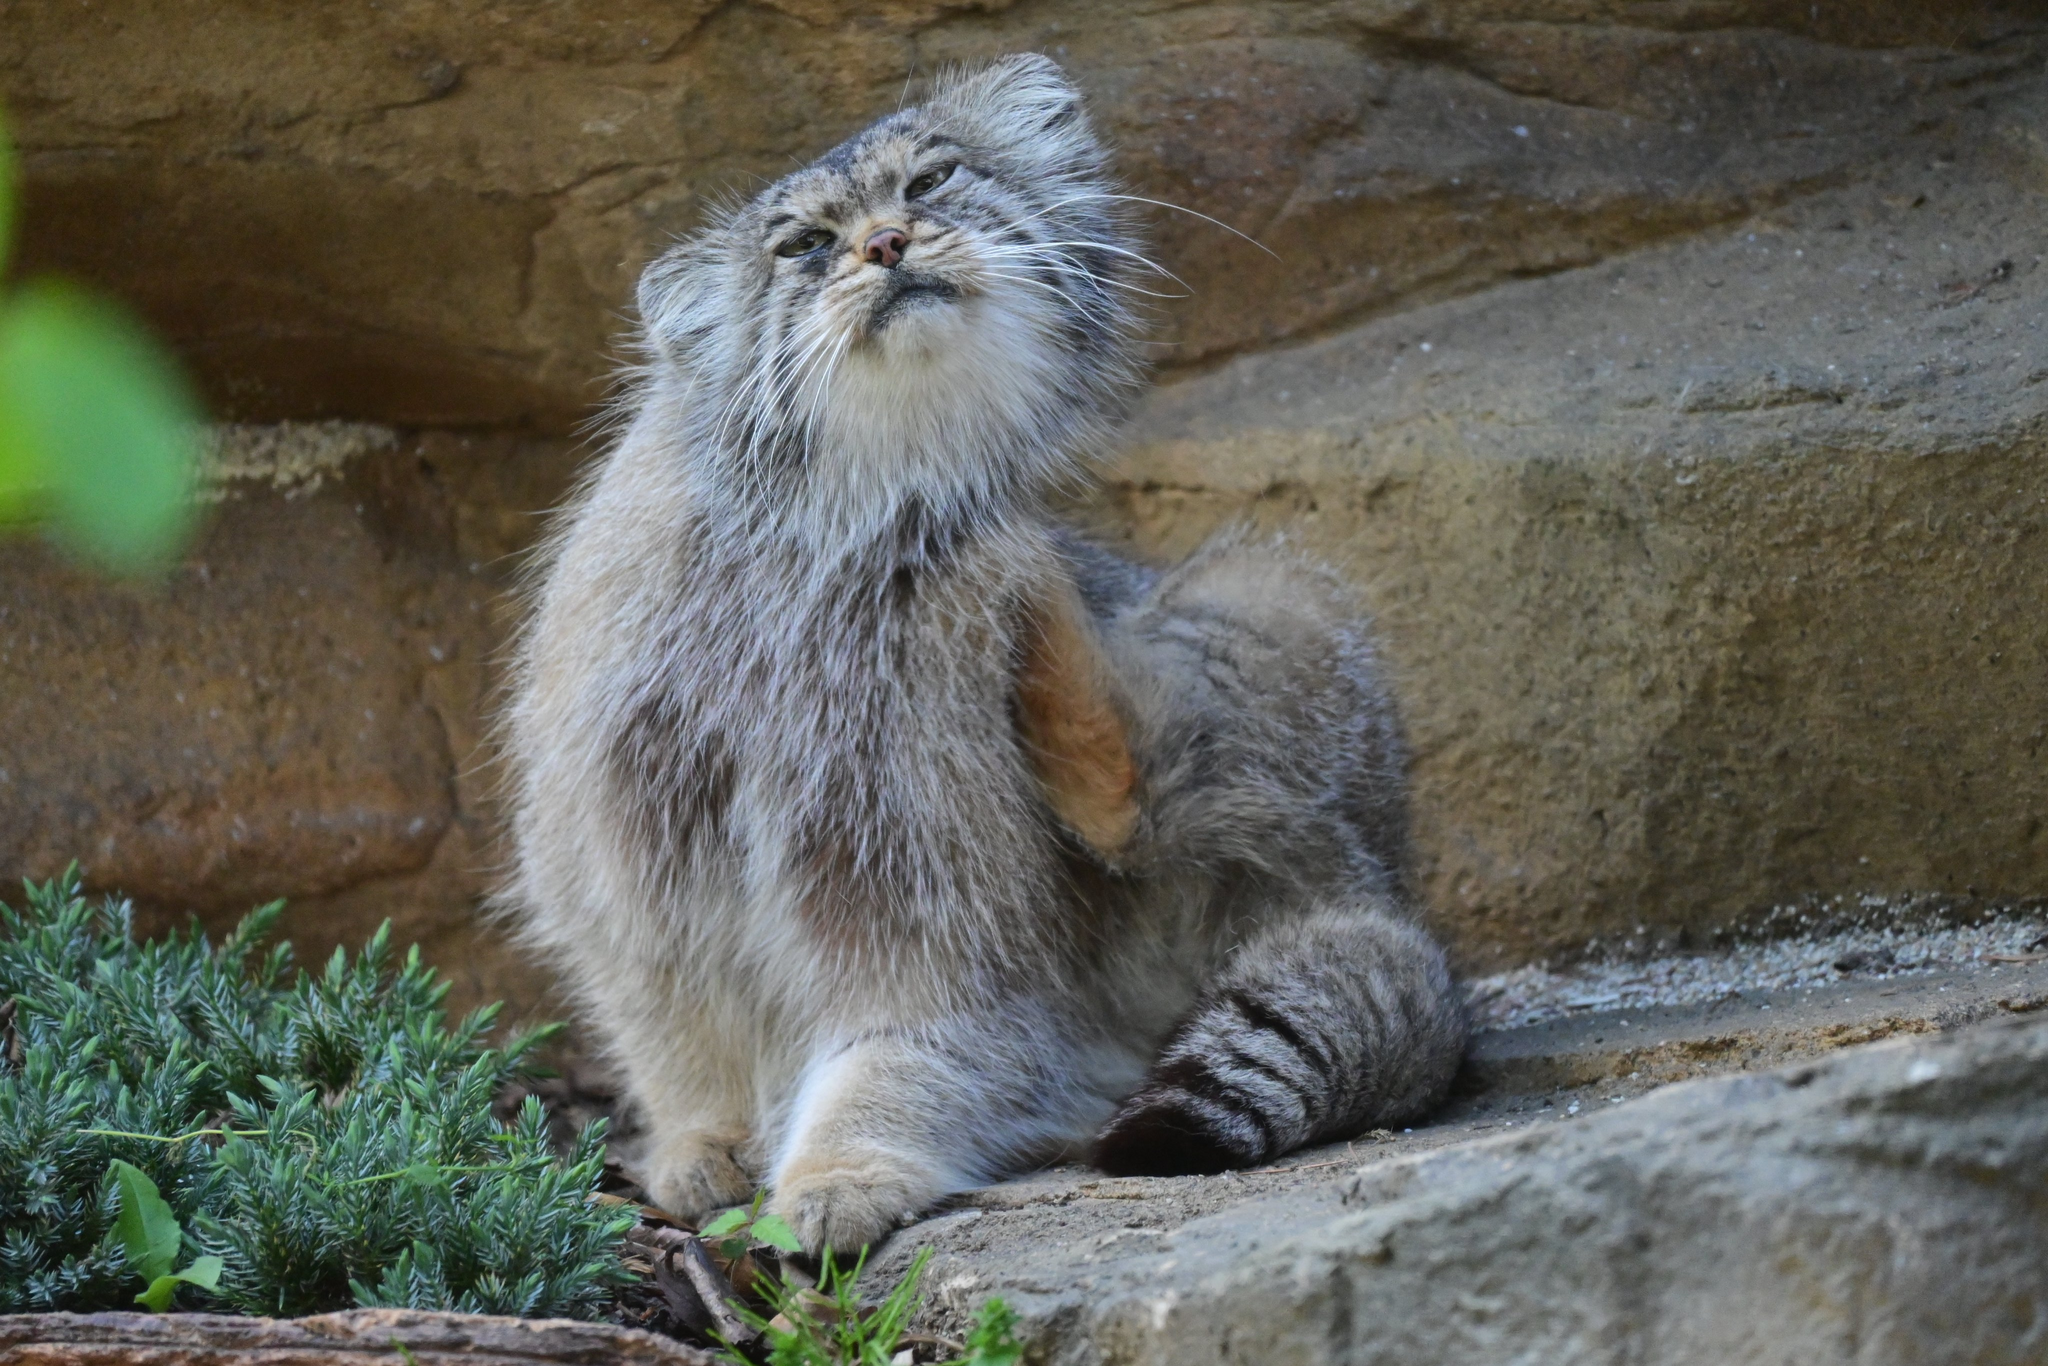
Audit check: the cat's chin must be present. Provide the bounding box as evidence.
[864,272,963,335]
[855,296,976,362]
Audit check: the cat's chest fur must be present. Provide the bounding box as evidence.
[605,520,1069,959]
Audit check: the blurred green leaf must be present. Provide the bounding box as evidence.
[699,1207,748,1239]
[0,280,199,573]
[0,398,41,524]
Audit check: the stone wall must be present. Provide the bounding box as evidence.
[8,0,2035,428]
[1095,133,2048,964]
[3,1,2045,1008]
[0,427,572,1008]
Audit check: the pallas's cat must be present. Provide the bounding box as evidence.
[503,54,1466,1253]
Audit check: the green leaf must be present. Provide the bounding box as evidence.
[0,280,200,573]
[135,1254,223,1313]
[0,123,41,524]
[109,1159,184,1283]
[699,1207,748,1238]
[0,402,43,524]
[962,1298,1023,1366]
[747,1212,804,1254]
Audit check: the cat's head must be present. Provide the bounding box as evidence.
[636,55,1145,541]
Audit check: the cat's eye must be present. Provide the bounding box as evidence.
[904,164,956,200]
[775,228,834,258]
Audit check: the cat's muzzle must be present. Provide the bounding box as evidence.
[867,272,963,332]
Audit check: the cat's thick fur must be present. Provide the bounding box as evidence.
[502,54,1467,1253]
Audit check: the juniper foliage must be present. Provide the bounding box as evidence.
[0,870,634,1317]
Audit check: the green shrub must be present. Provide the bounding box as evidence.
[0,870,634,1318]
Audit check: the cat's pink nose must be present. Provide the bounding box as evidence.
[863,227,907,268]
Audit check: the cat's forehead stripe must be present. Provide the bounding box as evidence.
[772,117,959,208]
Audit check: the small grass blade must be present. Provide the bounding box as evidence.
[961,1298,1023,1365]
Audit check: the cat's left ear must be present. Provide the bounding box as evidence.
[932,53,1084,139]
[637,235,726,362]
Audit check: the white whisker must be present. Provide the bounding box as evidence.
[977,246,1190,300]
[1083,192,1280,259]
[971,269,1118,326]
[1006,189,1278,260]
[991,237,1192,292]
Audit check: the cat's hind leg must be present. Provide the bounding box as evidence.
[1092,898,1466,1176]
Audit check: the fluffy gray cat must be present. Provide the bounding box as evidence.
[502,53,1466,1254]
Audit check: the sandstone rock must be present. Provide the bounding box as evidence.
[1089,94,2048,967]
[0,429,580,1014]
[0,1307,711,1365]
[0,508,456,911]
[879,1013,2048,1365]
[5,2,2038,428]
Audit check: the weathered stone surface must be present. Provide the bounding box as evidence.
[1461,952,2048,1099]
[1089,95,2048,967]
[0,1307,711,1365]
[4,2,2039,428]
[1,508,456,908]
[0,429,580,1013]
[875,1013,2048,1365]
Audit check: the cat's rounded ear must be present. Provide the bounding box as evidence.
[637,237,724,361]
[931,53,1085,141]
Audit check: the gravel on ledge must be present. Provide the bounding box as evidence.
[1466,904,2048,1030]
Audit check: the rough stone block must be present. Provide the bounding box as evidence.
[888,1014,2048,1365]
[1092,118,2048,965]
[0,430,580,1013]
[6,2,2036,427]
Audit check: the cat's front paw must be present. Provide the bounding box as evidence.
[641,1128,755,1221]
[766,1149,938,1254]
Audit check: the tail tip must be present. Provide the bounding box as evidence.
[1091,1094,1256,1177]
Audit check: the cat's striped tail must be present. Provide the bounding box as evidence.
[1092,903,1467,1175]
